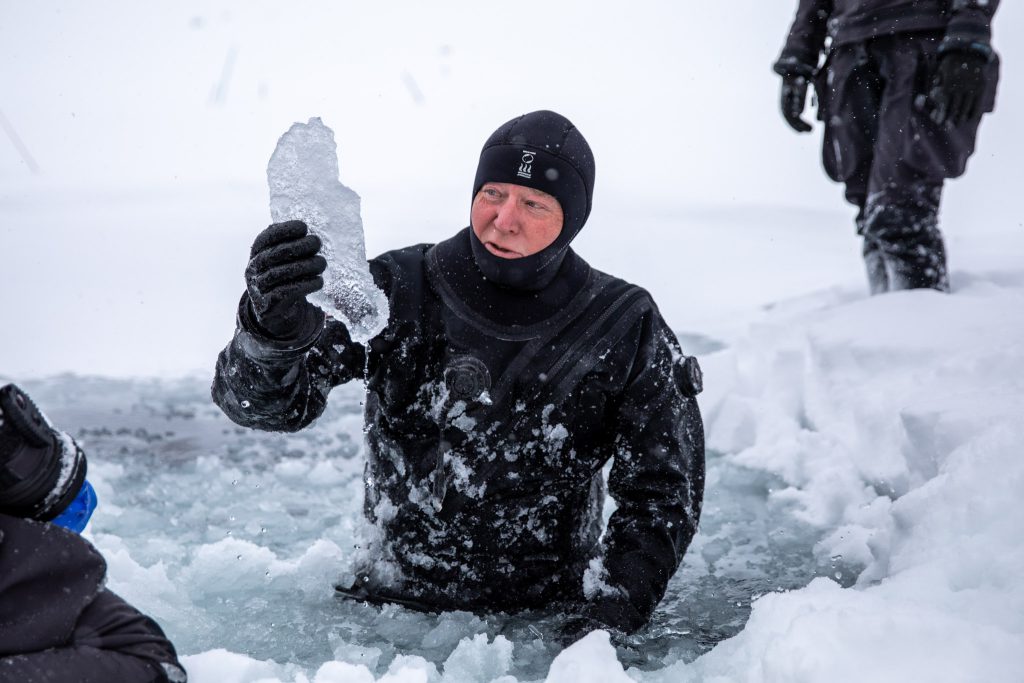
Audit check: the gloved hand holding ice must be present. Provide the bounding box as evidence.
[267,117,389,343]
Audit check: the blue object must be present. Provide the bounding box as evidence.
[51,480,98,534]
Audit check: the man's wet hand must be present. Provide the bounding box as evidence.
[245,220,327,338]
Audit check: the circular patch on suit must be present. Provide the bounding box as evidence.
[444,355,492,401]
[675,355,704,397]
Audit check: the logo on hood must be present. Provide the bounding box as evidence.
[516,150,535,179]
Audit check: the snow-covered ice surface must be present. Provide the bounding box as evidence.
[10,228,1024,681]
[268,118,389,343]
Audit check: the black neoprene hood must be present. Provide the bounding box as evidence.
[469,110,596,290]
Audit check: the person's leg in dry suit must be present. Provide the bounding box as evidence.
[817,32,999,293]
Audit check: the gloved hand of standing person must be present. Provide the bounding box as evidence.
[780,75,813,132]
[245,220,327,339]
[928,49,990,126]
[773,58,816,133]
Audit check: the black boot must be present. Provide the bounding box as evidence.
[885,228,950,292]
[857,208,889,295]
[862,183,950,293]
[862,237,891,294]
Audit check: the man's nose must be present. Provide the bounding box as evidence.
[492,200,520,233]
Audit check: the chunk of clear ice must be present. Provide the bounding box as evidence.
[267,117,389,343]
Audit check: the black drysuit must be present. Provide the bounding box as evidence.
[777,0,999,291]
[0,514,185,683]
[212,228,705,633]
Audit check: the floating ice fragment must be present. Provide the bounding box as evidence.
[314,659,376,683]
[267,117,389,343]
[546,630,630,683]
[442,633,514,683]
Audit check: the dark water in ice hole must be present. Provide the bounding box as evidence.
[25,372,858,680]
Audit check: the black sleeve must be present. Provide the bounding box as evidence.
[69,589,185,681]
[586,312,705,633]
[211,257,397,433]
[0,517,186,682]
[0,645,173,683]
[943,0,999,52]
[0,517,106,655]
[0,590,186,683]
[776,0,834,72]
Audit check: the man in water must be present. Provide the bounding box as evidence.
[212,110,705,637]
[774,0,1000,293]
[0,383,186,682]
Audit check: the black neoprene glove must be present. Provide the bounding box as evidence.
[0,384,87,521]
[773,58,816,133]
[780,75,813,133]
[245,220,327,339]
[928,49,990,126]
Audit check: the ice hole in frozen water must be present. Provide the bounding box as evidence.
[26,375,859,680]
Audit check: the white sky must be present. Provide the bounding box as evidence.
[1,1,1021,377]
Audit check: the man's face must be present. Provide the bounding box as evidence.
[471,182,564,259]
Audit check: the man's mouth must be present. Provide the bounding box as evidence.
[485,242,522,258]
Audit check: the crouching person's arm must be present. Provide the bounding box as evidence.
[0,516,186,682]
[0,590,186,683]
